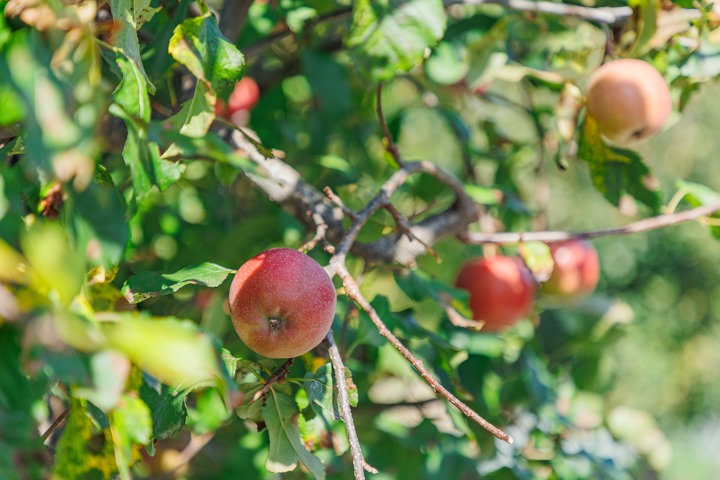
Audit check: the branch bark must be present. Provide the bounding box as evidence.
[231,130,479,267]
[446,0,633,25]
[460,202,720,244]
[325,331,375,479]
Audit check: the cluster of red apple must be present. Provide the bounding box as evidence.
[455,240,600,332]
[227,240,598,358]
[226,58,671,358]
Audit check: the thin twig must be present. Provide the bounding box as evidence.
[332,262,513,444]
[324,186,357,220]
[460,202,720,245]
[249,358,295,404]
[42,407,70,442]
[326,331,373,479]
[299,212,335,254]
[383,204,441,263]
[164,432,215,477]
[376,83,405,168]
[446,0,633,25]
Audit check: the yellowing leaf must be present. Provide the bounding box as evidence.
[104,315,220,389]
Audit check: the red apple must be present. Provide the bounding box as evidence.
[541,240,600,301]
[215,77,260,120]
[585,59,672,145]
[229,248,336,358]
[455,256,536,332]
[228,77,260,113]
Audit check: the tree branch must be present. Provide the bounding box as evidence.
[249,358,295,404]
[325,331,375,478]
[446,0,633,25]
[460,202,720,244]
[231,129,479,266]
[330,262,513,444]
[218,0,254,43]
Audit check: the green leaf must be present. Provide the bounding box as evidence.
[263,387,326,479]
[104,314,221,389]
[122,262,234,304]
[21,222,85,305]
[140,380,188,440]
[394,270,472,319]
[110,394,152,480]
[577,116,662,214]
[346,0,447,82]
[0,326,46,480]
[187,387,231,434]
[63,173,129,268]
[112,55,184,198]
[305,363,340,420]
[628,0,659,57]
[53,399,118,480]
[109,0,156,93]
[74,351,131,412]
[0,30,97,190]
[675,179,720,238]
[0,84,25,126]
[425,41,468,85]
[169,13,245,92]
[170,82,215,138]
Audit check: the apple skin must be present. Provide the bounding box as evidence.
[541,240,600,301]
[586,59,672,145]
[229,248,336,358]
[455,256,536,332]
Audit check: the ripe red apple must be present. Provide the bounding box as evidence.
[455,256,536,332]
[215,77,260,120]
[585,59,672,145]
[541,240,600,301]
[229,248,336,358]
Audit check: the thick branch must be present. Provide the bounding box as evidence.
[325,331,374,479]
[460,202,720,244]
[231,130,478,266]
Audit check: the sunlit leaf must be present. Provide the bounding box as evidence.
[21,222,84,305]
[110,394,152,480]
[347,0,446,82]
[104,314,221,389]
[53,399,118,479]
[122,262,233,304]
[109,0,156,93]
[169,13,245,92]
[187,387,231,434]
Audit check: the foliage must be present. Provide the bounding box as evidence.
[1,0,720,479]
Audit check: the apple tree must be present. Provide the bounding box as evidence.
[2,0,720,478]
